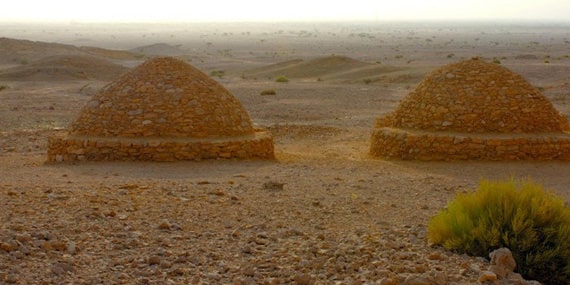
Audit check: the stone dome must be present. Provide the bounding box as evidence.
[370,58,570,161]
[380,58,569,133]
[47,57,274,162]
[70,57,254,138]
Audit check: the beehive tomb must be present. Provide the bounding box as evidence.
[370,58,570,161]
[48,57,274,162]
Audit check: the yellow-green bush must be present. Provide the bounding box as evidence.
[428,179,570,284]
[210,70,225,78]
[260,89,276,96]
[275,75,289,83]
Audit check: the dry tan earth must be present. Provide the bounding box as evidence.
[1,78,569,284]
[1,22,570,284]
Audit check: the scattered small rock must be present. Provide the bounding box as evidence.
[158,220,171,230]
[479,270,497,282]
[403,275,431,285]
[243,266,255,277]
[5,274,18,284]
[482,248,542,284]
[294,273,313,285]
[488,247,516,279]
[263,181,285,191]
[0,242,16,252]
[378,278,397,285]
[160,261,173,269]
[52,262,74,275]
[427,252,444,260]
[148,256,162,266]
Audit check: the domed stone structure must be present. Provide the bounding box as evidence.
[370,58,570,161]
[48,57,274,161]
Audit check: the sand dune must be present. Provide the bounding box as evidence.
[0,55,128,81]
[243,55,369,79]
[242,55,417,83]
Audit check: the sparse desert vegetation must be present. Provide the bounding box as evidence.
[260,89,276,95]
[428,179,570,284]
[275,75,289,82]
[0,21,569,284]
[209,69,225,78]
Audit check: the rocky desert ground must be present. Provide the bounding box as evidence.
[1,21,569,284]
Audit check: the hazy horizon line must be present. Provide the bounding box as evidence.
[1,18,570,25]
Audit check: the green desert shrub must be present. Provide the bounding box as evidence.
[428,178,570,284]
[260,89,276,96]
[275,75,289,83]
[0,85,6,92]
[210,70,225,78]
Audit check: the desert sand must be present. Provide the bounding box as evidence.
[1,21,569,284]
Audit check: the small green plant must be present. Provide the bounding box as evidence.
[210,70,225,78]
[428,178,570,284]
[363,78,373,84]
[493,59,501,64]
[275,75,289,83]
[447,53,455,59]
[260,89,276,96]
[0,85,6,92]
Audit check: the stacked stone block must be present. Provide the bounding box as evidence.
[370,58,570,161]
[48,132,274,162]
[47,57,274,162]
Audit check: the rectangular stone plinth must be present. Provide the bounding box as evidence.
[370,127,570,161]
[47,131,274,162]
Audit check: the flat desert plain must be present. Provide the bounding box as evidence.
[0,22,569,284]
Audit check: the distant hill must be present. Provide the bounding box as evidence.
[243,55,371,79]
[241,55,412,83]
[0,55,129,81]
[79,46,139,60]
[128,43,187,56]
[0,37,138,65]
[0,37,84,64]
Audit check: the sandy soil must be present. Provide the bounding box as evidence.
[1,22,570,284]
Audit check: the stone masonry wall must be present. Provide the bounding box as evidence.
[379,58,570,133]
[370,58,570,161]
[47,131,275,162]
[370,127,570,161]
[70,57,254,138]
[47,57,276,162]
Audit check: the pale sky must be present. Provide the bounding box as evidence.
[2,0,569,22]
